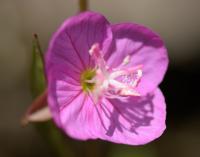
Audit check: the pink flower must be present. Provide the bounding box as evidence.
[45,11,168,145]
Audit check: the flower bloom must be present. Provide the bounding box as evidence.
[45,11,168,145]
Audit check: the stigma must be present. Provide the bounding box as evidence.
[83,43,143,103]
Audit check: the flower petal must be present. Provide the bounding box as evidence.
[59,93,100,140]
[99,88,166,145]
[56,88,166,145]
[21,89,51,126]
[57,92,112,140]
[46,11,112,72]
[105,23,168,95]
[47,66,82,129]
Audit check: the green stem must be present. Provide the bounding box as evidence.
[79,0,88,12]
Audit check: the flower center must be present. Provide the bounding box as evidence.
[81,69,96,92]
[84,43,143,103]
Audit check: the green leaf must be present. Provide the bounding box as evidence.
[30,34,46,97]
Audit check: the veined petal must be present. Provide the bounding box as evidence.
[47,67,82,129]
[98,88,166,145]
[59,93,104,140]
[105,23,169,95]
[55,88,166,145]
[46,11,112,72]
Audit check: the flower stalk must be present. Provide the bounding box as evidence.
[79,0,88,12]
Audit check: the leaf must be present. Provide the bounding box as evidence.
[30,34,46,97]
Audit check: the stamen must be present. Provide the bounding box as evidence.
[119,88,140,96]
[110,65,143,79]
[120,69,142,88]
[87,43,143,102]
[89,43,106,71]
[89,43,101,57]
[122,55,131,66]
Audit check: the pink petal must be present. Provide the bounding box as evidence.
[57,92,111,140]
[56,88,166,145]
[59,93,101,140]
[106,23,169,95]
[21,89,51,125]
[99,88,166,145]
[45,11,112,72]
[47,66,82,129]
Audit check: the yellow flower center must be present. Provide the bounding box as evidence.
[80,69,96,92]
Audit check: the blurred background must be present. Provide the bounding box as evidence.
[0,0,200,157]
